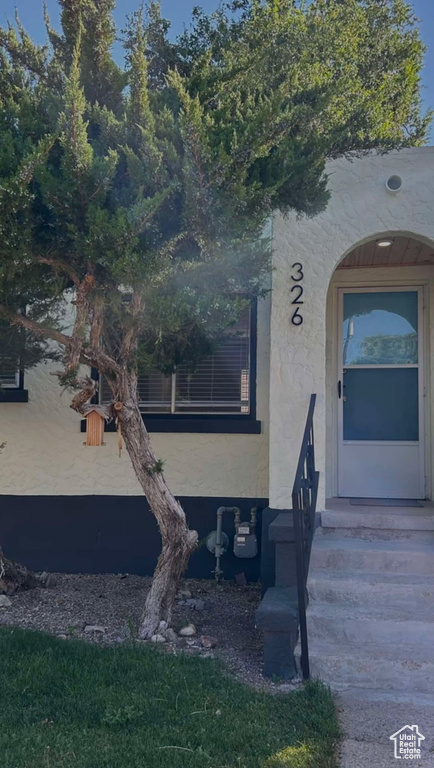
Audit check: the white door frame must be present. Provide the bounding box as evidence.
[337,285,426,499]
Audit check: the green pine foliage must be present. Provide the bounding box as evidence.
[0,0,430,377]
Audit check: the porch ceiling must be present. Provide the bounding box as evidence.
[338,236,434,269]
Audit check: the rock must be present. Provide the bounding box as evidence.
[177,600,185,605]
[235,572,247,586]
[57,634,67,640]
[0,595,12,608]
[158,620,168,633]
[164,628,178,643]
[185,598,196,607]
[0,550,38,591]
[115,625,131,644]
[0,579,7,593]
[38,571,56,588]
[194,600,205,611]
[150,633,166,643]
[179,623,196,637]
[200,635,217,649]
[178,589,192,600]
[83,624,105,634]
[186,638,197,646]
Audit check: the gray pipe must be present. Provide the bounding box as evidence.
[213,506,241,580]
[215,506,225,579]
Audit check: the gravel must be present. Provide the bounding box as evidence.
[0,573,301,692]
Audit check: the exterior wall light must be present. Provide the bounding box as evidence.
[385,175,403,193]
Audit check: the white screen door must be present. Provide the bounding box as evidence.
[337,287,425,499]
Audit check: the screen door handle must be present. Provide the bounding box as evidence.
[338,380,342,399]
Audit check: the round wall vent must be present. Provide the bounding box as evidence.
[385,175,403,193]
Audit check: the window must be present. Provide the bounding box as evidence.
[0,359,21,388]
[0,323,28,402]
[100,306,254,416]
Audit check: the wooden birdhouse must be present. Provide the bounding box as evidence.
[83,407,106,447]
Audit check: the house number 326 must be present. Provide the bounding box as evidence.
[291,262,304,325]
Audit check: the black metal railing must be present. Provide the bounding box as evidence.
[292,394,320,680]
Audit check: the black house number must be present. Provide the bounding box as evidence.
[291,262,304,325]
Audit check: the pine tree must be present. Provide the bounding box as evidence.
[0,0,430,636]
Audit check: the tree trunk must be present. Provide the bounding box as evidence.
[0,547,39,593]
[115,373,198,639]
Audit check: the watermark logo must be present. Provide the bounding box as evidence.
[390,725,425,760]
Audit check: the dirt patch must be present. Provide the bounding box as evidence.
[0,573,301,693]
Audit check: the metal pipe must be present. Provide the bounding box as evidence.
[215,507,225,580]
[213,506,241,580]
[233,507,241,527]
[250,507,257,527]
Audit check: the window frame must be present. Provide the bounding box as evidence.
[0,336,28,403]
[0,376,28,402]
[81,300,261,434]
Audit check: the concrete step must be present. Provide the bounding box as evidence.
[321,508,434,531]
[306,603,434,647]
[319,526,434,542]
[320,508,434,543]
[295,642,434,694]
[338,686,434,708]
[310,536,434,576]
[308,570,434,610]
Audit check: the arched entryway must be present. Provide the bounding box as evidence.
[326,234,434,500]
[269,148,434,513]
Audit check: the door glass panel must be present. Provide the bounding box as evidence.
[343,368,419,441]
[343,292,418,365]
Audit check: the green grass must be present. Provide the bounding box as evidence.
[0,627,340,768]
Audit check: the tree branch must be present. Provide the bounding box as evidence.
[51,371,111,418]
[64,273,96,375]
[0,27,49,83]
[119,290,143,363]
[0,306,71,347]
[70,376,98,413]
[89,298,105,349]
[0,303,120,380]
[79,347,121,378]
[34,256,81,287]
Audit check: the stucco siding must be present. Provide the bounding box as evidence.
[0,296,270,498]
[270,148,434,509]
[2,147,434,507]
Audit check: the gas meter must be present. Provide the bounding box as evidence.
[206,506,259,580]
[234,508,258,559]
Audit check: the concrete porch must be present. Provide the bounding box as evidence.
[301,497,434,699]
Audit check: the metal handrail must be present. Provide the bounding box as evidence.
[292,394,320,680]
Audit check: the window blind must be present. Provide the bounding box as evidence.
[100,308,251,415]
[0,327,20,388]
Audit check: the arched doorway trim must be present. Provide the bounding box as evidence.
[325,233,434,501]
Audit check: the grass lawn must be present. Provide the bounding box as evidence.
[0,627,339,768]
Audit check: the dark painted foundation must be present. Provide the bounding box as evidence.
[256,510,299,679]
[0,495,268,580]
[260,507,285,596]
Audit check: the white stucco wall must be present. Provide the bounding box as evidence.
[0,296,270,498]
[270,147,434,510]
[3,147,434,505]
